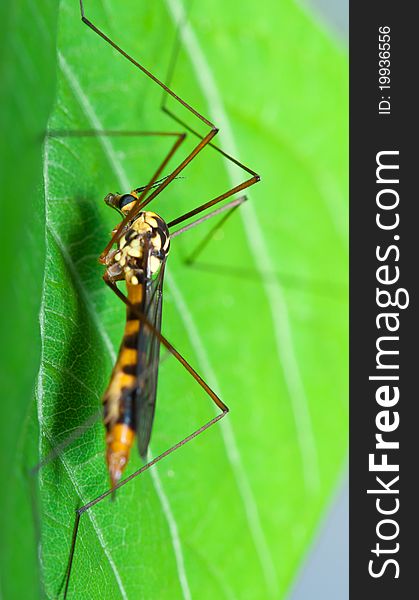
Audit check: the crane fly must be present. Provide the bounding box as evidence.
[102,204,170,488]
[100,191,231,489]
[34,0,260,597]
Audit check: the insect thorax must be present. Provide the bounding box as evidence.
[111,211,170,284]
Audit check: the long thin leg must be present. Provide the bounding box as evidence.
[170,195,247,239]
[160,11,260,227]
[30,410,102,476]
[63,278,228,598]
[161,3,249,176]
[160,101,259,228]
[171,195,248,265]
[167,174,256,229]
[79,1,218,209]
[46,127,187,260]
[103,274,227,412]
[160,103,259,229]
[49,126,249,262]
[78,1,259,229]
[47,129,183,139]
[63,408,226,598]
[63,511,81,598]
[30,350,171,476]
[99,132,186,261]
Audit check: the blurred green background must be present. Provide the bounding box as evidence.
[0,0,347,598]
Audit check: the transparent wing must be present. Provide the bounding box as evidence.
[135,259,166,459]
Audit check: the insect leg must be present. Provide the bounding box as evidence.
[170,195,248,264]
[159,12,260,227]
[78,2,260,243]
[63,406,226,598]
[47,129,180,139]
[163,109,259,229]
[79,1,219,214]
[63,510,81,599]
[62,277,228,598]
[99,132,186,262]
[44,128,186,262]
[30,353,170,476]
[46,128,185,231]
[103,273,228,412]
[30,409,102,476]
[170,195,247,239]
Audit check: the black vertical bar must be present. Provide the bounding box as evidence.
[350,2,417,598]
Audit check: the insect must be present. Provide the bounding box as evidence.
[35,0,260,597]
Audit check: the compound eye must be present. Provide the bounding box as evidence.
[119,194,136,209]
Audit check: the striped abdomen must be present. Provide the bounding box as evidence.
[103,282,143,488]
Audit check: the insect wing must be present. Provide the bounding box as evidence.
[135,260,166,459]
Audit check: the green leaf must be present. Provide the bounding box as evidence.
[0,1,58,598]
[20,0,347,598]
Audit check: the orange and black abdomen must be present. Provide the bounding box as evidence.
[103,282,144,487]
[102,210,170,488]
